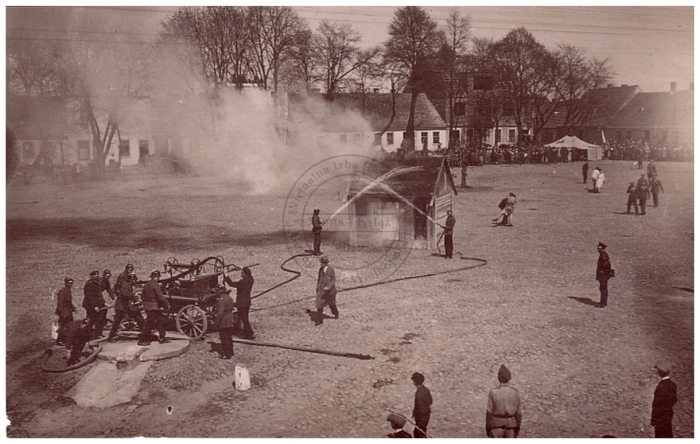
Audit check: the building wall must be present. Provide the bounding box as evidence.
[375,129,447,152]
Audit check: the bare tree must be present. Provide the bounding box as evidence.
[286,28,319,91]
[443,10,471,147]
[383,6,443,152]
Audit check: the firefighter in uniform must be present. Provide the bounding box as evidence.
[55,277,76,346]
[440,210,456,259]
[486,365,522,438]
[115,263,135,294]
[107,273,145,342]
[138,270,171,346]
[82,270,106,340]
[596,242,613,308]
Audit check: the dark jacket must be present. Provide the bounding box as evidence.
[596,250,612,281]
[636,177,651,199]
[82,278,104,313]
[444,214,456,236]
[651,378,678,427]
[224,274,255,308]
[141,279,169,311]
[99,276,115,300]
[312,214,323,233]
[55,286,75,317]
[413,385,433,417]
[213,293,235,330]
[64,319,91,350]
[387,430,412,438]
[116,280,138,312]
[316,265,337,298]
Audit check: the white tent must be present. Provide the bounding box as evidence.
[545,135,602,160]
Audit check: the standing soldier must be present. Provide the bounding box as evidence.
[582,161,589,184]
[626,182,639,215]
[55,277,76,346]
[647,158,657,181]
[138,270,171,346]
[82,270,107,340]
[440,210,456,259]
[107,273,145,342]
[411,372,433,438]
[224,266,256,340]
[311,208,324,255]
[650,359,678,438]
[314,255,338,326]
[485,365,522,438]
[595,242,614,308]
[650,177,664,207]
[636,174,651,215]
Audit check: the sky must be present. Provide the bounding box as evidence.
[5,5,695,93]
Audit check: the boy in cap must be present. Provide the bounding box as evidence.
[595,242,614,308]
[651,359,677,438]
[411,372,432,438]
[486,364,522,438]
[386,413,412,438]
[314,255,338,325]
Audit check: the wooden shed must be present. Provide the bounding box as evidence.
[345,157,457,250]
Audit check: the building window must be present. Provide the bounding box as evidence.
[496,129,501,143]
[432,132,440,144]
[387,133,394,145]
[508,129,516,143]
[119,140,130,157]
[352,133,361,145]
[139,140,149,157]
[421,132,428,147]
[22,141,35,159]
[78,140,90,160]
[339,134,347,143]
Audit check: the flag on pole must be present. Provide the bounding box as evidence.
[601,129,607,145]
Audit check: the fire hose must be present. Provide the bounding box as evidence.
[41,342,103,373]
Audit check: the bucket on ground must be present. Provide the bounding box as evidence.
[234,365,251,391]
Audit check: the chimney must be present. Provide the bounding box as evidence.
[671,82,677,92]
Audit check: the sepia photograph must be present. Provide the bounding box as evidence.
[5,4,694,438]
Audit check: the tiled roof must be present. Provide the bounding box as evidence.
[582,85,640,126]
[606,90,694,129]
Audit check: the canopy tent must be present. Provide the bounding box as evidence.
[545,135,603,160]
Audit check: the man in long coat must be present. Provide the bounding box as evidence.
[315,255,338,325]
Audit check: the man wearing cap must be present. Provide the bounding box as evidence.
[595,242,614,308]
[100,269,116,301]
[636,174,650,215]
[311,208,324,255]
[486,365,522,438]
[440,210,456,259]
[386,413,412,438]
[138,270,171,346]
[55,277,76,346]
[582,161,589,184]
[224,267,256,340]
[626,182,639,215]
[212,284,236,359]
[315,255,338,325]
[651,360,678,438]
[107,273,145,342]
[411,372,433,438]
[83,270,107,340]
[115,263,135,293]
[650,177,664,208]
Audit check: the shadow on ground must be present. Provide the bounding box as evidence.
[567,296,599,307]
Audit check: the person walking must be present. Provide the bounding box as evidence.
[650,177,664,207]
[595,242,614,308]
[636,174,650,215]
[591,167,600,191]
[411,372,433,438]
[440,210,456,259]
[138,270,171,346]
[582,161,589,184]
[626,182,639,215]
[82,270,107,340]
[311,208,324,255]
[485,365,522,438]
[224,266,255,340]
[212,284,236,359]
[650,359,678,438]
[647,159,657,181]
[314,256,338,325]
[594,168,606,193]
[106,273,145,342]
[55,277,76,346]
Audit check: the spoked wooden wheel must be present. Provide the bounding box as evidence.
[176,305,207,339]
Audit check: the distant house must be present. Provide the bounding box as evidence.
[345,157,457,250]
[7,94,67,166]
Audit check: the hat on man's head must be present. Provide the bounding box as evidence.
[509,192,516,197]
[411,372,425,385]
[320,255,329,264]
[598,241,607,248]
[89,270,100,277]
[654,359,672,374]
[498,364,511,383]
[64,276,74,283]
[387,413,406,428]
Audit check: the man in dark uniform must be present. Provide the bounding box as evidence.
[486,365,522,438]
[64,317,92,366]
[651,359,678,438]
[386,413,412,438]
[107,273,145,342]
[115,263,135,293]
[647,159,657,181]
[212,284,236,359]
[138,270,171,346]
[411,372,432,438]
[440,210,456,259]
[311,208,324,255]
[83,270,107,340]
[100,269,116,301]
[626,182,639,215]
[636,174,651,215]
[224,266,255,340]
[595,242,613,308]
[582,161,589,184]
[650,177,664,207]
[55,277,76,346]
[315,255,338,325]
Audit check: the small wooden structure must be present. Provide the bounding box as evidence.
[345,157,457,250]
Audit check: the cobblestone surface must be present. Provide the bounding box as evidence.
[6,160,693,438]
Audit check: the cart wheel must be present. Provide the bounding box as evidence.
[176,305,207,339]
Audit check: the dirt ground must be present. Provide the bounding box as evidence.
[5,159,693,438]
